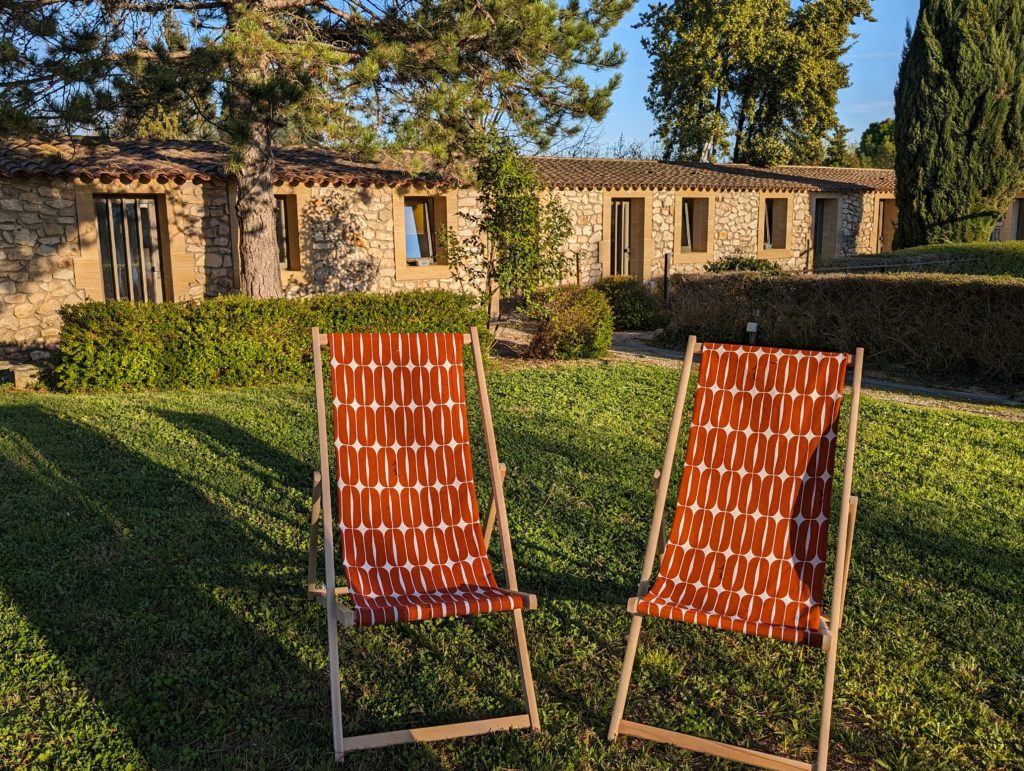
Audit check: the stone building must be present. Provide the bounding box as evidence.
[2,137,1022,363]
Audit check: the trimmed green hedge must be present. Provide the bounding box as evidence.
[818,241,1024,278]
[661,272,1024,388]
[592,276,667,330]
[704,255,783,274]
[526,286,613,359]
[50,291,489,391]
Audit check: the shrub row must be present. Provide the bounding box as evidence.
[50,291,488,391]
[592,276,667,330]
[661,272,1024,388]
[526,286,613,359]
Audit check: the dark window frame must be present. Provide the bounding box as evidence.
[93,195,165,303]
[275,195,301,271]
[763,197,790,251]
[403,196,445,266]
[679,196,710,253]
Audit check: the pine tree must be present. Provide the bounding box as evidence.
[894,0,1024,247]
[0,0,631,296]
[823,124,857,167]
[640,0,872,165]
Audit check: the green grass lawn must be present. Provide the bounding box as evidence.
[1,363,1022,769]
[821,240,1024,277]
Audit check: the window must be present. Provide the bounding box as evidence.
[395,191,454,278]
[1017,200,1024,241]
[93,196,164,302]
[403,196,439,265]
[763,197,789,251]
[275,195,300,270]
[679,197,710,253]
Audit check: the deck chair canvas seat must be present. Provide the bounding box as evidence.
[609,338,864,771]
[308,328,541,762]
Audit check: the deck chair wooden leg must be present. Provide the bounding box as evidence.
[608,614,644,740]
[814,634,841,770]
[326,597,345,762]
[511,608,541,730]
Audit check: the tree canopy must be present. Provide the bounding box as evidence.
[894,0,1024,247]
[0,0,632,294]
[639,0,873,166]
[857,118,895,168]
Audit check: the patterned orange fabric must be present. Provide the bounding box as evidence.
[636,343,850,647]
[327,332,523,626]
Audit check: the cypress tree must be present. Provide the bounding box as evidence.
[893,0,1024,247]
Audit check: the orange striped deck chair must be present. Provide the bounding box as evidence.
[608,337,864,771]
[306,327,540,762]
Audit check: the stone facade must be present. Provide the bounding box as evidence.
[554,189,603,283]
[7,165,1013,366]
[0,177,85,362]
[711,192,760,262]
[283,185,485,296]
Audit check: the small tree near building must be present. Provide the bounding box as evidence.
[441,137,572,324]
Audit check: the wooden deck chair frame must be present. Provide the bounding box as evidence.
[607,336,865,771]
[306,326,541,763]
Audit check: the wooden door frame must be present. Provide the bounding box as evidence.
[600,189,654,280]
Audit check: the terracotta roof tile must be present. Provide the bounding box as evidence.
[0,137,896,194]
[528,156,896,193]
[0,138,448,188]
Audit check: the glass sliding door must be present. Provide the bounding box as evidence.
[94,196,164,303]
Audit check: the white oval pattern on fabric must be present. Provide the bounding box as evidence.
[328,332,522,626]
[637,343,850,648]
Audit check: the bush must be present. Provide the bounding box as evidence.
[661,272,1024,388]
[592,276,667,330]
[704,255,783,274]
[50,291,488,391]
[526,286,613,359]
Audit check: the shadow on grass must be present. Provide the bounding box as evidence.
[0,403,448,769]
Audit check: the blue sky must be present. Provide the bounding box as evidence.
[585,0,921,152]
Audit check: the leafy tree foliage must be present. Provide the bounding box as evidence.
[441,135,572,317]
[894,0,1024,247]
[640,0,872,165]
[0,0,630,296]
[857,118,895,168]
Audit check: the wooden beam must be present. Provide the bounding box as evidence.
[482,463,507,551]
[617,721,812,771]
[311,327,346,759]
[343,714,533,752]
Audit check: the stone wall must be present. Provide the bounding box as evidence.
[712,192,760,262]
[851,192,879,255]
[286,184,486,297]
[554,189,603,284]
[0,177,84,362]
[288,185,392,295]
[650,191,676,280]
[192,183,235,296]
[2,173,897,365]
[0,176,239,363]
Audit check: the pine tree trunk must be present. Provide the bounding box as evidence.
[235,120,283,298]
